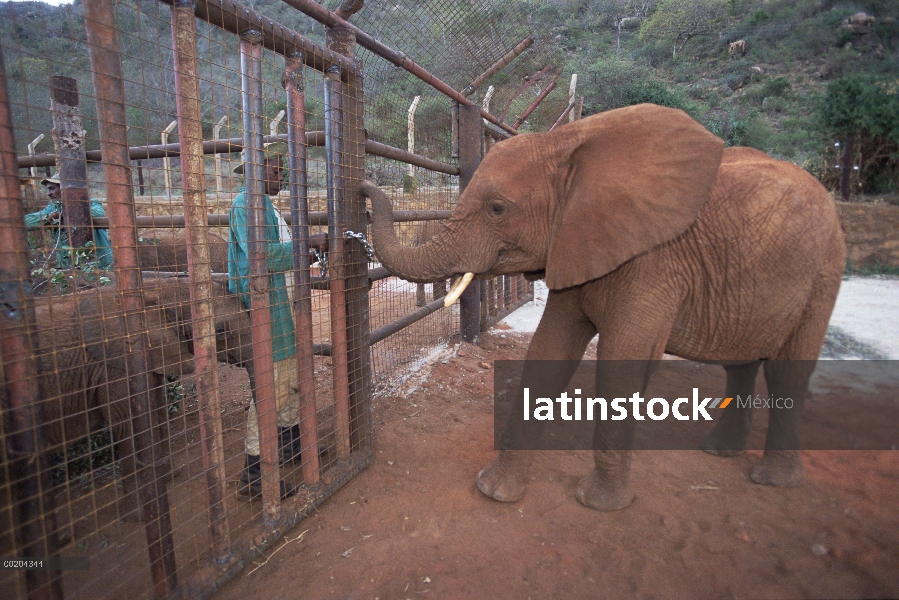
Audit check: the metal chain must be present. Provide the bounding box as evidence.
[343,230,375,260]
[311,248,328,277]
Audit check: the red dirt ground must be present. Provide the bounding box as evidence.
[214,330,899,600]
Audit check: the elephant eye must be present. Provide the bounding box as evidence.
[489,201,505,217]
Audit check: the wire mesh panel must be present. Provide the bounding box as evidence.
[1,0,562,598]
[319,0,559,387]
[1,0,371,597]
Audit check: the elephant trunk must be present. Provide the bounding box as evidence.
[362,181,465,284]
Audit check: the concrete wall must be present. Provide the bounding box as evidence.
[837,201,899,270]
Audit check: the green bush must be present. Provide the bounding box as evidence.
[818,73,899,194]
[760,76,792,98]
[624,80,692,109]
[762,96,788,112]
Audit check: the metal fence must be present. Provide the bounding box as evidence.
[1,0,573,597]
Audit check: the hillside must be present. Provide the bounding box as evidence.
[2,0,897,198]
[540,0,899,198]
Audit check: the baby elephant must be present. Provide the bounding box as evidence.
[7,278,252,521]
[137,229,330,274]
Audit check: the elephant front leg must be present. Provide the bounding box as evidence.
[700,361,761,456]
[575,449,633,511]
[476,290,596,503]
[574,360,656,512]
[574,290,680,512]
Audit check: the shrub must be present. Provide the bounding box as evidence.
[818,73,899,194]
[760,76,792,98]
[762,96,788,112]
[623,79,697,115]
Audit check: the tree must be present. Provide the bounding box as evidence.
[639,0,727,58]
[819,74,899,198]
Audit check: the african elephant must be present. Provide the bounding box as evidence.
[360,103,846,511]
[138,229,229,273]
[412,220,449,307]
[137,228,330,275]
[16,278,253,520]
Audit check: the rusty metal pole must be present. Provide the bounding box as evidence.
[137,159,145,196]
[461,36,534,97]
[0,45,64,600]
[458,103,482,343]
[324,28,352,460]
[49,76,93,260]
[240,29,282,525]
[283,52,320,484]
[498,65,551,124]
[336,37,371,453]
[512,79,558,130]
[549,102,576,131]
[171,0,232,563]
[82,0,178,593]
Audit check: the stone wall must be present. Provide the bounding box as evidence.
[836,201,899,269]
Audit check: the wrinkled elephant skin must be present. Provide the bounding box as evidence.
[3,278,253,521]
[361,104,846,511]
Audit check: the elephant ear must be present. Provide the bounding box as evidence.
[545,104,724,290]
[78,291,194,376]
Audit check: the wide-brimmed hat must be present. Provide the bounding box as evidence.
[41,173,61,186]
[233,142,287,175]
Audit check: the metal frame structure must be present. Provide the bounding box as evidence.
[0,0,554,596]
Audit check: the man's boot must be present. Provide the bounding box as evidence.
[237,454,296,500]
[279,425,302,465]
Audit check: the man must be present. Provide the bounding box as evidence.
[228,142,303,500]
[25,174,113,269]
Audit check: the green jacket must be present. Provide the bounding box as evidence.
[227,189,296,361]
[24,199,113,269]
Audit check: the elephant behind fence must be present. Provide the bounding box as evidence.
[137,229,330,275]
[0,278,254,534]
[137,228,229,273]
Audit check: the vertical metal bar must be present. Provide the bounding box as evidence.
[337,38,371,453]
[479,277,488,332]
[171,0,232,562]
[137,160,145,196]
[240,29,282,525]
[457,103,482,343]
[82,0,179,593]
[214,115,228,198]
[503,275,512,307]
[49,76,92,254]
[0,44,64,600]
[450,101,459,159]
[284,52,320,484]
[324,28,352,460]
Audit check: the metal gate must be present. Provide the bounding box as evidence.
[0,0,567,597]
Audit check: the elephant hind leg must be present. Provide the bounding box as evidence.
[751,272,841,487]
[700,361,762,456]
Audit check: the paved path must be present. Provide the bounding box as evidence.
[499,277,899,359]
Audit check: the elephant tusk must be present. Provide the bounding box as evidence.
[444,272,475,307]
